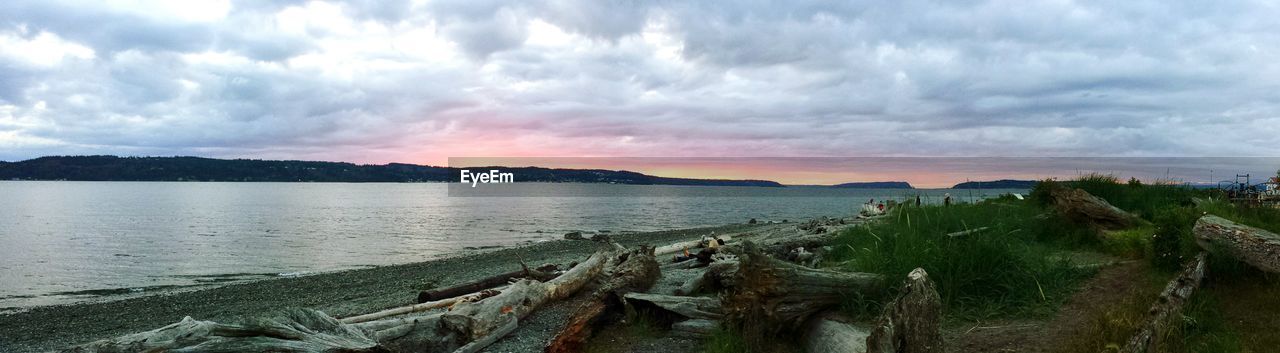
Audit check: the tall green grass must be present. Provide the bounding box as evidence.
[1031,174,1205,222]
[830,198,1092,319]
[1198,198,1280,234]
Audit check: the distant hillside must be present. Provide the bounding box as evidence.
[0,156,783,187]
[951,179,1037,189]
[831,181,913,189]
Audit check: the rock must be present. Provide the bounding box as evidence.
[590,233,612,242]
[564,232,584,240]
[748,218,758,224]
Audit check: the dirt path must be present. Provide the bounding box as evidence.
[947,261,1159,353]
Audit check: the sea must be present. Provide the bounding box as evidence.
[0,181,1023,310]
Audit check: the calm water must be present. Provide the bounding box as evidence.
[0,181,1021,310]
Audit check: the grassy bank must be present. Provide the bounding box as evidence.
[804,174,1278,353]
[829,198,1094,320]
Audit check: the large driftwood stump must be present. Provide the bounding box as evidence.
[545,246,659,353]
[1194,215,1280,273]
[1050,188,1136,230]
[63,309,387,353]
[722,241,884,348]
[866,268,942,353]
[1122,252,1208,353]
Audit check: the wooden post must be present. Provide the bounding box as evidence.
[866,268,942,353]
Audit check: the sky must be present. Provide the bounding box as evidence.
[2,0,1279,181]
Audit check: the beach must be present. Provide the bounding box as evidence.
[0,222,768,353]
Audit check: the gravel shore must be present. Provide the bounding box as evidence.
[0,223,767,353]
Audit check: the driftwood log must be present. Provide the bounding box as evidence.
[802,313,870,353]
[721,241,885,348]
[417,263,558,303]
[866,268,942,353]
[1121,252,1209,353]
[1049,187,1136,230]
[623,293,725,320]
[946,227,990,237]
[1193,215,1280,273]
[671,319,720,338]
[545,246,660,353]
[344,288,502,324]
[67,251,612,353]
[655,235,732,256]
[63,309,387,353]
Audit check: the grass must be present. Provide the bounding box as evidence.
[829,173,1275,351]
[702,327,750,353]
[1042,174,1280,352]
[1049,174,1204,222]
[829,197,1094,320]
[1056,270,1246,353]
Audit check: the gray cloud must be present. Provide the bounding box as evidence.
[1,0,1279,163]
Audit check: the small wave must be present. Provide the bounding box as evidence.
[48,284,184,297]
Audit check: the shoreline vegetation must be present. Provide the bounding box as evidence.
[4,174,1277,352]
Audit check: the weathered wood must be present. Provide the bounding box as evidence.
[1194,215,1280,273]
[63,251,611,353]
[623,293,725,320]
[802,313,869,353]
[1050,187,1137,230]
[655,235,732,256]
[454,315,518,353]
[1121,252,1209,353]
[344,288,502,324]
[946,226,990,237]
[546,246,660,353]
[867,268,942,353]
[437,251,608,345]
[671,319,720,338]
[721,241,885,348]
[417,264,558,303]
[63,309,387,353]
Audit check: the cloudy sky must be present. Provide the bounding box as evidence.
[2,0,1279,165]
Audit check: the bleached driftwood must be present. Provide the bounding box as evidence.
[1121,252,1209,353]
[866,268,942,353]
[671,319,720,338]
[623,293,724,320]
[1194,215,1280,273]
[655,235,732,256]
[62,309,384,353]
[721,241,884,347]
[802,313,870,353]
[1049,188,1137,230]
[428,251,609,350]
[67,251,612,353]
[546,246,659,353]
[946,227,990,237]
[342,288,503,324]
[416,263,558,303]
